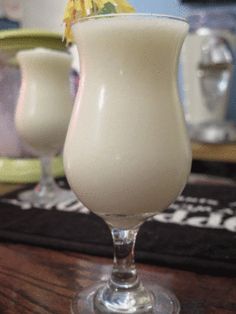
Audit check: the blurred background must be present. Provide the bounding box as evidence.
[1,0,236,182]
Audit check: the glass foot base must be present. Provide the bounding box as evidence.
[71,282,180,314]
[18,187,75,208]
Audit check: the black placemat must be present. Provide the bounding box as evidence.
[0,177,236,277]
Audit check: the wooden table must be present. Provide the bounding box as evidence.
[0,243,235,314]
[0,184,236,314]
[192,142,236,163]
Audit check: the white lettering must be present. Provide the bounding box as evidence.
[218,208,234,215]
[2,194,236,233]
[1,198,31,210]
[207,213,223,228]
[224,217,236,232]
[185,216,207,227]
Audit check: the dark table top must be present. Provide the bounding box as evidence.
[0,242,235,314]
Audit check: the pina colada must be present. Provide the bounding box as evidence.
[64,16,191,228]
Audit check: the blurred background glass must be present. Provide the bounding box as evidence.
[0,0,76,183]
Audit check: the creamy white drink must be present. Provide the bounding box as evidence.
[64,15,192,227]
[15,48,72,156]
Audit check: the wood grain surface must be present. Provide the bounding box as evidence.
[192,142,236,163]
[0,243,235,314]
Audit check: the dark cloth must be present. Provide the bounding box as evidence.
[0,171,236,277]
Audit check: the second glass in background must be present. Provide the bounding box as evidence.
[15,47,74,207]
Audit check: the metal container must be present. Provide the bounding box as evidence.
[182,11,236,143]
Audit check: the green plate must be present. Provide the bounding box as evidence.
[0,29,67,64]
[0,29,67,51]
[0,156,64,183]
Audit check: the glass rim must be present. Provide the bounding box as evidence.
[75,13,188,24]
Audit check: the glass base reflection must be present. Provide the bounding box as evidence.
[71,282,180,314]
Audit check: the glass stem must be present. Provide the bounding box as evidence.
[94,226,154,313]
[109,227,140,290]
[36,156,56,194]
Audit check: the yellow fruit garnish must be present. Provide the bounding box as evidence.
[63,0,135,43]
